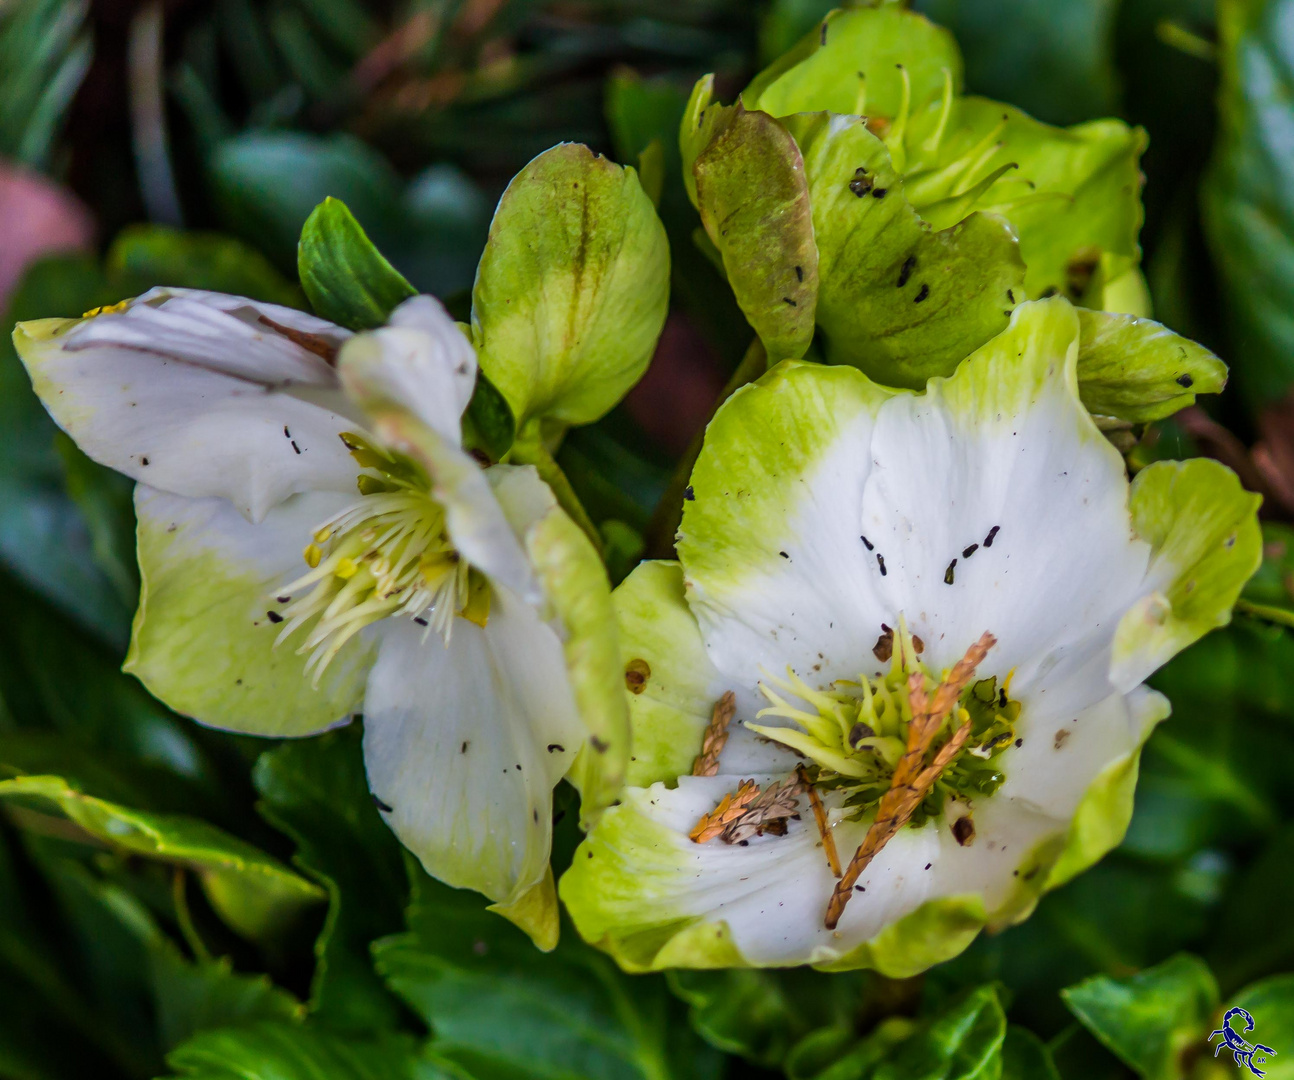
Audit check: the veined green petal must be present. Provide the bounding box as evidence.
[1076,308,1228,422]
[487,867,560,952]
[1112,458,1263,690]
[126,486,374,737]
[614,561,727,788]
[694,107,818,362]
[680,74,735,211]
[783,111,1025,387]
[903,98,1146,303]
[743,6,962,123]
[471,144,670,429]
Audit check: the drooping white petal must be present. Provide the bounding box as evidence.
[15,291,359,522]
[361,591,584,905]
[126,484,375,736]
[338,295,477,445]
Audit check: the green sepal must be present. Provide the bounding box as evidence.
[1061,954,1220,1080]
[471,143,670,429]
[783,111,1025,387]
[298,197,416,331]
[0,773,325,943]
[460,366,516,464]
[680,74,736,211]
[1076,309,1228,422]
[694,106,819,361]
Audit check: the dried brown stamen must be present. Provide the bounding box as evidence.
[689,779,759,843]
[692,691,736,776]
[801,768,841,877]
[824,631,997,930]
[258,315,341,364]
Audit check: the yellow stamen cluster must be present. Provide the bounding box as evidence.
[273,433,489,679]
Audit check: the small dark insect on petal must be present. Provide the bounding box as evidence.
[276,595,291,603]
[913,283,930,303]
[266,610,284,624]
[944,559,957,585]
[962,543,979,559]
[683,485,695,501]
[782,297,798,307]
[283,426,291,438]
[291,440,301,454]
[849,167,873,197]
[984,525,1001,547]
[924,862,932,870]
[461,741,469,753]
[779,550,790,559]
[860,534,874,550]
[1014,737,1023,748]
[897,255,916,288]
[533,810,539,823]
[795,265,804,282]
[414,616,429,627]
[141,456,150,465]
[876,553,887,576]
[1006,290,1015,304]
[372,794,393,813]
[952,817,975,846]
[871,187,888,199]
[854,885,865,892]
[1000,689,1009,708]
[547,743,565,753]
[1176,373,1194,388]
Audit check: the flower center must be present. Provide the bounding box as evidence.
[748,620,1018,827]
[272,432,489,680]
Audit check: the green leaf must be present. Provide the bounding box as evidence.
[1227,975,1294,1079]
[1061,953,1219,1079]
[1000,1027,1062,1080]
[0,774,324,943]
[693,106,818,361]
[1075,309,1227,421]
[783,110,1024,387]
[162,1023,434,1080]
[298,197,417,331]
[666,968,873,1069]
[1242,522,1294,614]
[1207,828,1294,991]
[471,143,670,429]
[253,726,410,1032]
[373,868,723,1080]
[786,984,1007,1080]
[1203,0,1294,409]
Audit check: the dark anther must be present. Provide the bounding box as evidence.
[913,283,930,303]
[283,426,291,437]
[944,559,957,585]
[897,255,917,287]
[683,485,695,500]
[276,595,291,603]
[266,610,284,624]
[372,794,393,813]
[795,265,804,282]
[547,743,565,753]
[414,616,429,626]
[461,741,469,753]
[952,817,975,846]
[860,534,874,550]
[854,885,865,892]
[782,296,798,307]
[1007,289,1015,304]
[962,543,979,559]
[291,440,301,454]
[1176,373,1194,387]
[141,456,150,465]
[849,167,873,197]
[984,525,1001,547]
[872,187,888,199]
[779,550,790,559]
[876,553,887,576]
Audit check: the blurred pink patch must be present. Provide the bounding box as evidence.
[624,312,726,456]
[0,161,95,307]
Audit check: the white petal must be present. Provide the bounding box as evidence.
[361,590,583,904]
[338,295,476,445]
[16,294,359,522]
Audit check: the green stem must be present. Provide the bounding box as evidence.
[644,336,768,559]
[511,435,604,554]
[172,867,212,963]
[1235,598,1294,629]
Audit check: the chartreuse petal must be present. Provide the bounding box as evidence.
[0,773,324,942]
[613,560,724,788]
[126,485,375,738]
[1075,308,1228,422]
[783,111,1024,387]
[694,107,818,362]
[1112,458,1263,691]
[743,5,962,124]
[471,144,669,430]
[902,98,1146,304]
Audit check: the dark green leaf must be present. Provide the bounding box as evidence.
[1225,975,1293,1079]
[1203,0,1294,409]
[373,868,722,1080]
[1207,828,1294,992]
[298,197,417,331]
[254,726,410,1032]
[460,372,516,464]
[1061,953,1218,1079]
[1001,1027,1062,1080]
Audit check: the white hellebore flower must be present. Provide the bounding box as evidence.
[561,299,1260,973]
[15,288,628,946]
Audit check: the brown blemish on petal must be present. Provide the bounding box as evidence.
[624,658,651,694]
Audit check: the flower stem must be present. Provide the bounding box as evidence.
[510,433,604,554]
[644,336,768,558]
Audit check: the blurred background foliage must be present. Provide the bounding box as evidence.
[1,0,1293,1077]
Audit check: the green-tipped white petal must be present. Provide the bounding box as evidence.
[337,295,477,444]
[362,591,584,927]
[1111,458,1263,691]
[14,289,358,522]
[126,485,375,736]
[491,466,629,816]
